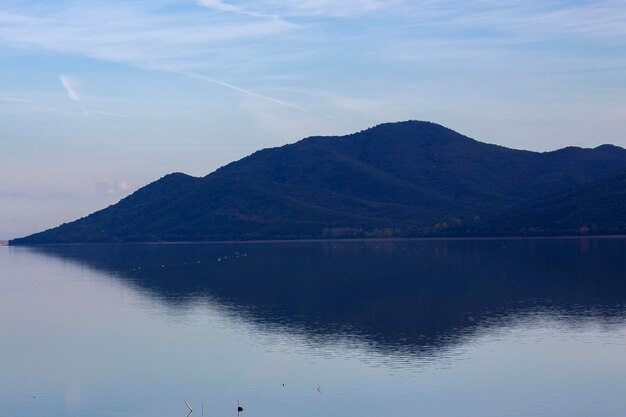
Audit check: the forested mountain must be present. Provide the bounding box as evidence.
[486,169,626,236]
[11,121,626,244]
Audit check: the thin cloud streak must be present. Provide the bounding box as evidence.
[183,72,308,112]
[266,0,388,17]
[58,74,80,101]
[197,0,386,18]
[0,96,33,103]
[197,0,281,20]
[197,0,244,13]
[527,87,564,108]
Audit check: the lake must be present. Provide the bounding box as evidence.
[2,238,626,417]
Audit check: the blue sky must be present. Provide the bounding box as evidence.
[1,0,626,238]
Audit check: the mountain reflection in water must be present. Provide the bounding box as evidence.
[29,238,626,356]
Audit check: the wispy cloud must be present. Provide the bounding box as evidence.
[184,72,308,112]
[527,87,564,108]
[96,178,131,196]
[197,0,386,18]
[57,75,130,118]
[0,96,33,103]
[197,0,278,19]
[263,0,388,17]
[198,0,244,13]
[0,2,296,71]
[397,0,626,40]
[1,2,304,109]
[2,1,626,72]
[2,0,625,116]
[58,74,80,101]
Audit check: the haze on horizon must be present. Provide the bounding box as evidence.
[1,0,626,239]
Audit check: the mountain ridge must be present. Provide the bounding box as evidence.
[10,121,626,244]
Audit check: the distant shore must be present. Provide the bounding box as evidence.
[8,234,626,246]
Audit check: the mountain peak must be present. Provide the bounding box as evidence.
[357,120,461,137]
[160,172,197,181]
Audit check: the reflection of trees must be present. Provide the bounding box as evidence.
[28,238,626,355]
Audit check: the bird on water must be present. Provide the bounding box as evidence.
[237,399,244,412]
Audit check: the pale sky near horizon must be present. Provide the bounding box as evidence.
[1,0,626,238]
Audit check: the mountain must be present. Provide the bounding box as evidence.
[486,169,626,236]
[10,121,626,244]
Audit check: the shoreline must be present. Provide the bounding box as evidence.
[7,234,626,246]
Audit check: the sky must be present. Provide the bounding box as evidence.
[1,0,626,238]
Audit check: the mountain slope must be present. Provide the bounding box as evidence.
[486,169,626,236]
[10,121,626,243]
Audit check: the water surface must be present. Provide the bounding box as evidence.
[2,239,626,417]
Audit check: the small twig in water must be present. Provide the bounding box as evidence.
[185,400,193,412]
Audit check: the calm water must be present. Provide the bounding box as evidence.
[2,239,626,417]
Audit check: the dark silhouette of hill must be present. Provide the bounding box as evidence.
[10,121,626,244]
[486,169,626,236]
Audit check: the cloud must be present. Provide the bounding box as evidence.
[58,74,80,101]
[1,1,623,86]
[198,0,243,13]
[399,0,626,40]
[95,178,131,195]
[0,2,305,110]
[263,0,387,17]
[527,87,564,108]
[197,0,386,18]
[0,96,32,103]
[184,72,308,112]
[0,3,296,72]
[197,0,275,18]
[58,77,129,118]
